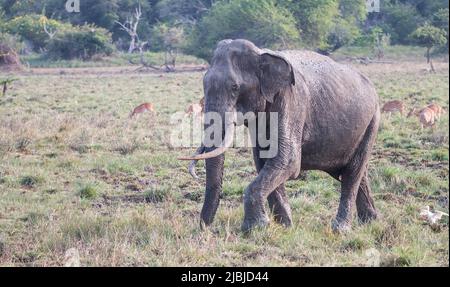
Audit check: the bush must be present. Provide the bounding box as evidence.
[326,18,361,52]
[187,0,299,61]
[151,23,186,52]
[78,184,98,199]
[46,25,114,60]
[0,36,22,70]
[19,175,43,188]
[0,32,24,53]
[4,14,67,51]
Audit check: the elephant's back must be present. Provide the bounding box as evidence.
[281,50,380,170]
[280,49,378,111]
[280,50,375,91]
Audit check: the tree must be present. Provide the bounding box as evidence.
[433,8,449,49]
[0,40,21,71]
[325,0,367,53]
[411,23,447,72]
[46,24,114,60]
[282,0,339,50]
[152,23,186,70]
[70,0,120,30]
[382,2,425,45]
[115,4,144,53]
[187,0,299,61]
[4,14,67,51]
[155,0,213,24]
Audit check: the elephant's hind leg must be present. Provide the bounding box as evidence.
[333,112,380,233]
[268,184,292,227]
[356,173,378,223]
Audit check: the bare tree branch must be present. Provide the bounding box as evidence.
[115,3,143,53]
[43,20,57,39]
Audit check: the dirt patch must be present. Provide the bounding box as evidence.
[89,168,157,192]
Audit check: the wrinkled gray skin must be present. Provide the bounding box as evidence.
[191,39,380,233]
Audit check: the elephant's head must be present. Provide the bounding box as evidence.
[179,39,296,226]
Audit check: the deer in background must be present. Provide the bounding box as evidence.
[129,103,155,119]
[427,103,444,121]
[418,107,436,130]
[381,100,405,118]
[408,103,445,123]
[185,97,205,118]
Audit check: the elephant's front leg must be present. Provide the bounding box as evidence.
[268,185,292,227]
[242,166,296,232]
[252,148,292,227]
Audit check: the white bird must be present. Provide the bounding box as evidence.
[419,206,449,225]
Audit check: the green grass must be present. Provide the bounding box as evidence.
[78,184,98,200]
[0,53,448,266]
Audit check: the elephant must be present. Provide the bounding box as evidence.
[179,39,380,233]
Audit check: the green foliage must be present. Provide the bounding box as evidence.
[144,186,173,203]
[187,0,300,61]
[0,7,5,30]
[19,175,43,188]
[151,23,186,52]
[432,8,449,50]
[411,23,447,48]
[46,25,114,60]
[0,32,24,52]
[4,14,67,51]
[338,0,367,21]
[327,18,361,52]
[155,0,212,24]
[1,0,449,56]
[78,184,99,199]
[283,0,339,49]
[381,2,425,45]
[75,0,119,29]
[326,0,367,51]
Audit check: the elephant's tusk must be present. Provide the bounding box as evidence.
[178,126,234,161]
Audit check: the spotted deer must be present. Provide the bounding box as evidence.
[129,103,155,119]
[381,100,405,117]
[185,97,205,117]
[418,107,436,129]
[427,103,444,121]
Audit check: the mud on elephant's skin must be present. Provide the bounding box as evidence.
[181,39,380,233]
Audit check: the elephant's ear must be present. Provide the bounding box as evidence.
[258,52,295,103]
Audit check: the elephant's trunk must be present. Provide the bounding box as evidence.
[201,149,225,226]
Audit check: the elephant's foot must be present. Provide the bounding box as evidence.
[268,187,293,228]
[241,214,270,233]
[273,213,292,228]
[331,218,352,234]
[357,207,378,224]
[242,192,270,232]
[272,204,292,227]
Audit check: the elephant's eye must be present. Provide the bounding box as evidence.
[232,84,240,92]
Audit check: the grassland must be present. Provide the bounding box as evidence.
[0,52,448,266]
[21,51,206,68]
